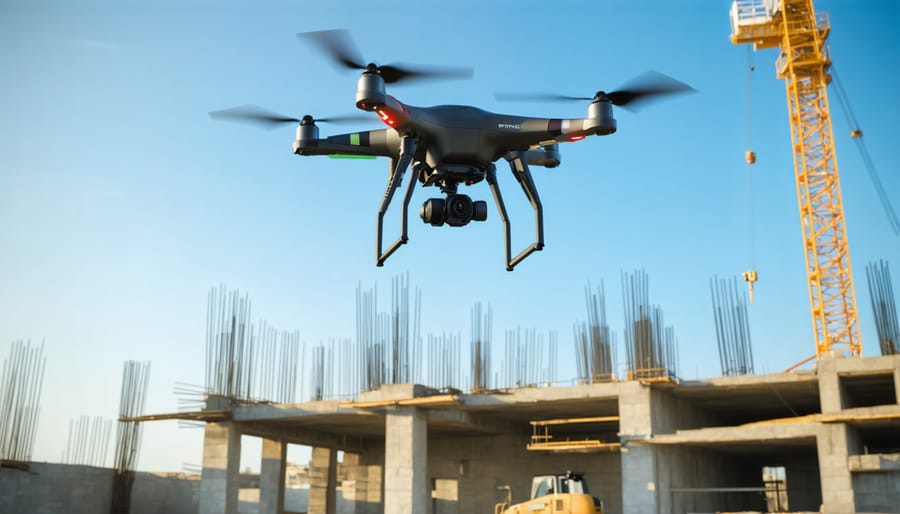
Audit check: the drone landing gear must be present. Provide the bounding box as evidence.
[375,140,544,271]
[376,135,419,266]
[488,152,544,271]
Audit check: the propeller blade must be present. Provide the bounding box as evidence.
[606,71,694,110]
[208,105,300,128]
[378,63,474,84]
[298,29,473,85]
[209,105,372,129]
[493,71,693,110]
[494,92,593,103]
[297,29,366,71]
[313,114,374,124]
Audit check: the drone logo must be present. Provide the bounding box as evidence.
[497,122,521,130]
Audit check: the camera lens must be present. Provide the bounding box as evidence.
[446,194,474,226]
[420,198,445,226]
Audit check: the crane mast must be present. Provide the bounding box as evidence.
[730,0,862,359]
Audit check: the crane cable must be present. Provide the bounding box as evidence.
[743,46,759,302]
[829,64,900,237]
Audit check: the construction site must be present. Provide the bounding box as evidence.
[3,0,900,513]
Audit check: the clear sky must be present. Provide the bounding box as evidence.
[1,0,897,472]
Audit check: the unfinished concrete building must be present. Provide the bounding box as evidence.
[174,354,900,514]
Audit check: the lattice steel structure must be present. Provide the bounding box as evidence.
[730,0,861,358]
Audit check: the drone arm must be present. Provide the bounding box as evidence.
[376,135,419,266]
[293,128,400,158]
[486,152,544,271]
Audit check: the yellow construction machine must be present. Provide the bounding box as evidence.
[495,471,603,514]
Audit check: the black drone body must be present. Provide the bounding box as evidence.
[211,29,691,271]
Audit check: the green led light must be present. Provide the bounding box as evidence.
[328,154,377,160]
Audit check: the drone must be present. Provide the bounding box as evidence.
[211,29,692,271]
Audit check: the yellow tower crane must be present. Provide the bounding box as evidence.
[729,0,862,359]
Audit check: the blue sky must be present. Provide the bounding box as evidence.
[1,0,897,472]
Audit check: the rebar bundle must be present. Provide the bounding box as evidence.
[111,360,150,514]
[470,302,493,392]
[710,275,755,375]
[355,273,422,391]
[310,344,331,401]
[0,339,46,463]
[205,287,253,399]
[205,286,303,403]
[173,382,206,429]
[113,360,150,473]
[64,416,113,467]
[425,332,463,390]
[622,269,679,380]
[574,281,616,383]
[866,260,900,355]
[254,324,301,403]
[500,327,558,388]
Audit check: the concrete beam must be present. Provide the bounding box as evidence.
[199,421,241,514]
[240,422,368,453]
[259,438,286,514]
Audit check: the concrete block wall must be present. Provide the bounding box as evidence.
[0,463,113,514]
[0,462,199,514]
[853,472,900,513]
[131,473,200,514]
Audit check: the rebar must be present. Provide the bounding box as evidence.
[111,360,150,514]
[425,332,462,390]
[355,273,421,391]
[113,360,150,474]
[205,286,253,400]
[866,260,900,355]
[204,286,303,403]
[64,416,113,467]
[500,327,558,388]
[622,269,679,380]
[470,302,493,392]
[0,339,46,463]
[574,281,616,383]
[710,275,755,375]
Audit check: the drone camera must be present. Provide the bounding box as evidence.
[420,194,487,227]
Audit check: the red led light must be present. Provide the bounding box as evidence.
[568,134,586,142]
[376,109,396,127]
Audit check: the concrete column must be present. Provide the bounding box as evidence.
[618,381,660,514]
[384,406,427,514]
[259,438,286,514]
[199,421,242,514]
[309,447,337,514]
[817,356,845,413]
[817,423,860,514]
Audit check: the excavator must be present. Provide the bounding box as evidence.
[495,471,604,514]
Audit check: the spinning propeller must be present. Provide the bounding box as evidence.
[208,105,370,129]
[297,29,474,84]
[494,71,693,110]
